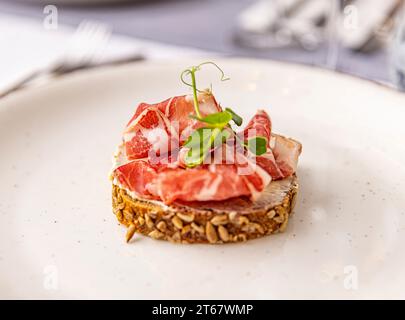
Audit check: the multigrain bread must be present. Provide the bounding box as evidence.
[112,174,298,244]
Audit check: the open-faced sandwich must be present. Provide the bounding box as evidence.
[110,62,302,244]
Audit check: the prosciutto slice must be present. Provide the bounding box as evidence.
[114,160,157,198]
[124,93,221,160]
[151,164,260,203]
[240,110,283,179]
[114,94,301,204]
[242,109,272,145]
[240,110,302,179]
[256,152,284,180]
[114,146,272,204]
[124,107,175,160]
[272,134,302,178]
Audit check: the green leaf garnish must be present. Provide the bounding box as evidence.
[190,111,232,128]
[183,127,212,149]
[225,108,243,126]
[244,136,268,156]
[183,127,226,167]
[183,128,213,167]
[180,62,268,168]
[221,128,232,142]
[190,108,242,129]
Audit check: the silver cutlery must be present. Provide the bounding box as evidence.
[235,0,404,52]
[0,20,144,99]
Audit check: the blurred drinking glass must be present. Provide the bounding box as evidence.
[391,5,405,91]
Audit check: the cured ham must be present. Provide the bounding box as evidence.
[242,109,272,145]
[239,109,301,179]
[239,110,285,179]
[114,160,157,198]
[113,93,301,204]
[256,152,284,180]
[124,107,175,160]
[124,93,221,161]
[152,165,255,203]
[114,145,272,204]
[272,134,302,178]
[129,92,220,132]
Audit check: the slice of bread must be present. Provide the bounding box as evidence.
[112,174,298,244]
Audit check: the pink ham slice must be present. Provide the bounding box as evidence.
[240,110,284,179]
[130,93,220,131]
[114,142,272,204]
[114,160,158,198]
[125,93,221,160]
[240,110,302,180]
[174,93,221,142]
[149,163,269,204]
[242,109,272,145]
[256,152,284,180]
[124,107,174,160]
[272,134,302,178]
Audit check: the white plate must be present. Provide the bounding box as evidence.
[1,59,404,299]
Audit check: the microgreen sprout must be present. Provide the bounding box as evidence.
[180,62,267,167]
[181,61,230,120]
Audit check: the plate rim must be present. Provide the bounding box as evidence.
[1,57,404,107]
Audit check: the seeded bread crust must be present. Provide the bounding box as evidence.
[112,174,299,244]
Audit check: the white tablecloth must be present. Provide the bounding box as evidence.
[0,14,209,92]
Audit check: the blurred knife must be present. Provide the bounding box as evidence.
[338,0,403,52]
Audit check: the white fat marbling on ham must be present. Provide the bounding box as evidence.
[123,131,136,143]
[163,97,174,117]
[193,174,223,201]
[270,136,276,149]
[236,151,272,199]
[143,127,169,153]
[199,99,221,115]
[272,134,302,176]
[110,142,134,173]
[185,94,193,103]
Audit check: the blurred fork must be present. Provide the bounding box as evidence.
[0,20,143,99]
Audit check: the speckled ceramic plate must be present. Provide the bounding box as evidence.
[0,59,404,299]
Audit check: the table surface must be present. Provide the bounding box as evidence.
[0,0,391,83]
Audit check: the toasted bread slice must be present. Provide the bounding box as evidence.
[112,174,298,244]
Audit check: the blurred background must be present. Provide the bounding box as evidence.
[1,0,405,97]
